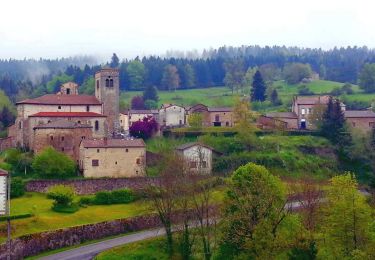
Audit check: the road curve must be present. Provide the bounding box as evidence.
[38,227,166,260]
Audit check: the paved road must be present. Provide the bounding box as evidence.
[37,198,332,260]
[38,228,166,260]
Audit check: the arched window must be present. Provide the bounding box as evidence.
[95,120,99,131]
[105,79,109,87]
[96,80,99,89]
[18,121,22,129]
[109,79,114,87]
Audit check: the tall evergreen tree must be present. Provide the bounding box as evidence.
[251,70,266,102]
[110,53,120,68]
[143,85,159,102]
[321,97,348,145]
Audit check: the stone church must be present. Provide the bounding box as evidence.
[9,68,146,178]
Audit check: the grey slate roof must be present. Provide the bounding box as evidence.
[81,138,146,148]
[265,112,298,119]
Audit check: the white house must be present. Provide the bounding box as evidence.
[159,104,185,128]
[175,142,217,174]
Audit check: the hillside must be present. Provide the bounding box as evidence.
[120,79,374,111]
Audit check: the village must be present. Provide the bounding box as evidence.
[0,67,373,179]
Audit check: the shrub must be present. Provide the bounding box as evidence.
[78,196,94,206]
[129,116,158,139]
[10,177,25,198]
[144,99,158,109]
[32,147,76,178]
[52,203,79,213]
[0,213,33,222]
[298,85,314,96]
[47,185,75,207]
[330,87,343,96]
[93,189,136,205]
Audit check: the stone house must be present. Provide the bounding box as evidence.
[33,120,93,162]
[257,115,288,130]
[291,95,332,129]
[79,138,146,178]
[175,142,216,174]
[58,82,79,95]
[263,112,298,129]
[159,104,185,128]
[186,104,234,127]
[344,110,375,132]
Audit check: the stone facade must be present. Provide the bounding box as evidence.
[119,112,129,132]
[79,138,146,178]
[33,121,93,162]
[59,82,78,95]
[186,104,234,127]
[345,110,375,132]
[159,104,185,128]
[95,68,120,134]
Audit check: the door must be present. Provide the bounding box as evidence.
[300,120,306,129]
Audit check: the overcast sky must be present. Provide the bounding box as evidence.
[1,0,374,60]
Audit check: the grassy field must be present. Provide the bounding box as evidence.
[121,86,237,108]
[0,193,149,243]
[120,80,375,111]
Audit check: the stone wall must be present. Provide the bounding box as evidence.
[0,214,162,260]
[26,177,158,194]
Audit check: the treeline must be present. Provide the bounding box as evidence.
[1,45,375,101]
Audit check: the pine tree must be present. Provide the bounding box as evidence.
[251,70,266,102]
[270,89,281,105]
[143,85,159,102]
[110,53,120,68]
[321,97,349,146]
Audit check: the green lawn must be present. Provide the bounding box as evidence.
[95,237,174,260]
[0,193,149,243]
[121,86,238,108]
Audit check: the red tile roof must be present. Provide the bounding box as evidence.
[16,94,102,105]
[29,112,106,117]
[81,138,146,148]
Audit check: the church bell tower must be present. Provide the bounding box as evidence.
[95,68,120,135]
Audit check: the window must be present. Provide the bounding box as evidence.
[215,114,220,122]
[48,120,51,123]
[66,88,71,95]
[226,122,229,126]
[96,80,99,89]
[50,136,54,141]
[97,149,100,153]
[115,161,118,165]
[61,136,64,141]
[92,159,99,166]
[352,122,356,127]
[202,161,207,168]
[18,121,22,129]
[179,119,182,125]
[86,105,90,112]
[136,158,141,165]
[58,106,61,109]
[189,161,197,169]
[77,120,81,124]
[81,136,86,140]
[95,120,99,131]
[301,108,306,115]
[308,108,312,114]
[105,79,109,87]
[125,148,128,152]
[109,79,114,87]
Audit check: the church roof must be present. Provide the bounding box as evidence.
[29,112,106,117]
[33,120,92,129]
[81,138,145,148]
[16,94,102,105]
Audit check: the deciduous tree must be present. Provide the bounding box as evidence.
[161,64,180,91]
[359,63,375,93]
[126,60,146,89]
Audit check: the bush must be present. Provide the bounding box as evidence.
[330,87,343,96]
[10,177,25,198]
[93,189,136,205]
[52,203,79,213]
[32,147,76,178]
[47,185,75,207]
[78,196,94,206]
[144,99,158,109]
[0,213,33,222]
[298,85,314,96]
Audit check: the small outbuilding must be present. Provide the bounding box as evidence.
[175,142,218,174]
